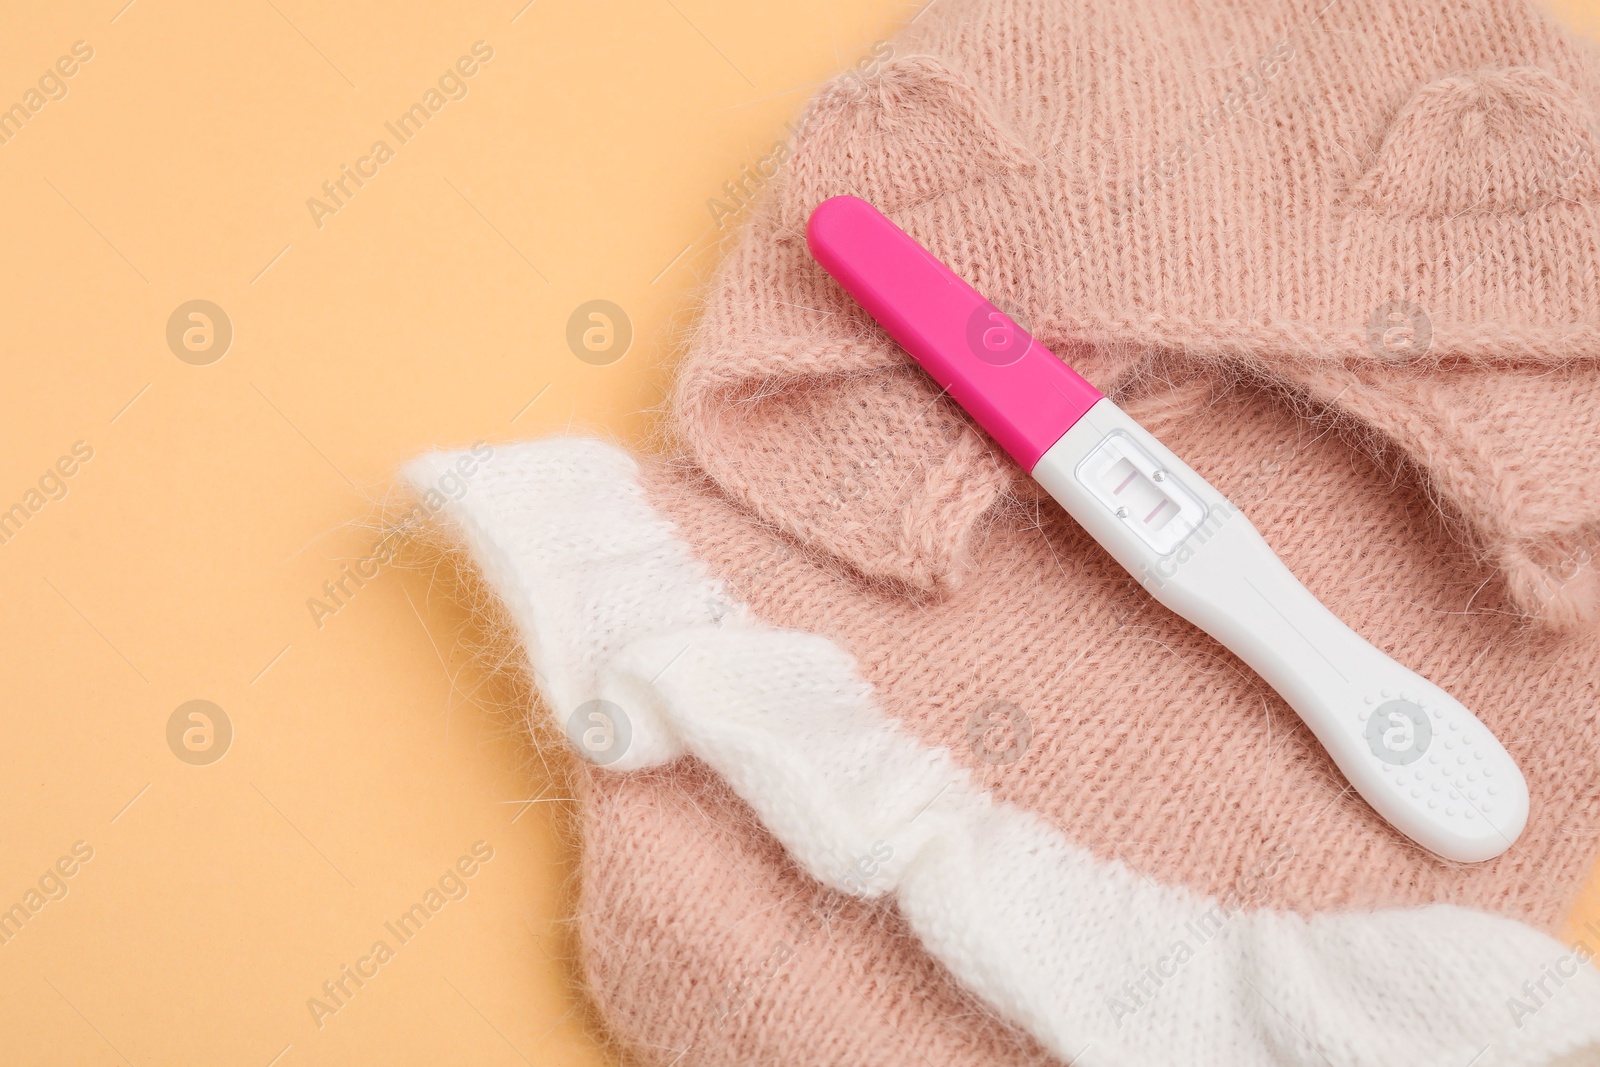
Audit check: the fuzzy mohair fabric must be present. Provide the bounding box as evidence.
[412,0,1600,1062]
[676,0,1600,628]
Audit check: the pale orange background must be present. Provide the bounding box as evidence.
[1,2,1597,1064]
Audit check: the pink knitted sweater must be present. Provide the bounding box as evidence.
[406,0,1600,1062]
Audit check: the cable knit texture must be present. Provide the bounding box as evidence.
[404,0,1600,1062]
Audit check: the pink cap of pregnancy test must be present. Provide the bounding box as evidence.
[805,195,1102,472]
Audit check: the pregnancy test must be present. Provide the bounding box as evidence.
[806,194,1527,863]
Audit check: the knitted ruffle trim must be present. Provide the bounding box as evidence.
[405,437,1600,1067]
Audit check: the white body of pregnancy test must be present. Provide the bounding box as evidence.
[806,194,1528,863]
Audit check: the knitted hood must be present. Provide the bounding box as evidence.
[403,0,1600,1063]
[673,0,1600,625]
